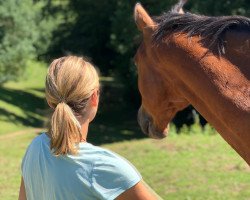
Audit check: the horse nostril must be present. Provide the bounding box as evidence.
[137,106,169,139]
[137,106,151,136]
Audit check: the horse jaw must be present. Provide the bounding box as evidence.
[137,106,169,139]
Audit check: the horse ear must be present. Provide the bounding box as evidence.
[178,8,185,14]
[172,0,187,14]
[134,3,155,32]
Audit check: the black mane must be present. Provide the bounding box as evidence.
[153,12,250,55]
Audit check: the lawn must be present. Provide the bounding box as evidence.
[0,61,249,200]
[0,131,249,200]
[0,61,47,135]
[105,134,250,200]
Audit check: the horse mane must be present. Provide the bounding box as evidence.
[153,11,250,55]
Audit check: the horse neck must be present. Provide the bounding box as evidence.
[155,33,250,165]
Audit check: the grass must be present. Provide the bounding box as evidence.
[0,61,142,142]
[104,134,250,200]
[0,61,47,135]
[0,131,37,200]
[0,131,249,200]
[0,60,249,200]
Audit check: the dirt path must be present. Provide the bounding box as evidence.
[0,128,45,140]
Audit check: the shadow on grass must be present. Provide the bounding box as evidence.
[88,107,146,145]
[0,79,147,144]
[28,88,45,93]
[0,87,46,127]
[88,79,146,145]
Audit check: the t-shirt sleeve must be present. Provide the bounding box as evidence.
[21,143,31,175]
[90,152,142,200]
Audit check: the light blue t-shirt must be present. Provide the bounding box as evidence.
[21,133,141,200]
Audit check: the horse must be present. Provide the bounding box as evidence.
[134,0,250,165]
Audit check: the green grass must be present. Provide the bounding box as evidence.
[0,131,37,200]
[0,61,47,135]
[1,131,249,200]
[0,60,249,200]
[104,134,250,200]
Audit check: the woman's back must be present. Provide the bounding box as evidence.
[22,133,141,200]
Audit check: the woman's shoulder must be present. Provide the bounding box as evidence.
[87,144,141,176]
[27,133,49,150]
[77,143,138,172]
[77,142,121,161]
[81,143,126,162]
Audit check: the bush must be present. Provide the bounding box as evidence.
[45,0,250,125]
[0,0,56,83]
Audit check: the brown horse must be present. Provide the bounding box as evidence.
[134,1,250,165]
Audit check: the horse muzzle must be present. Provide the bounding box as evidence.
[137,106,168,139]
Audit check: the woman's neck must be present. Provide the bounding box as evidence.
[80,119,90,142]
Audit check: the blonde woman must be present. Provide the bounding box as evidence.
[18,56,161,200]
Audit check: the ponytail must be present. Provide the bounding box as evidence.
[45,56,100,156]
[50,102,82,156]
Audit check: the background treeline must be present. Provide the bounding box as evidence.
[1,0,250,127]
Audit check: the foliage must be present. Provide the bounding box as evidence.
[0,0,57,83]
[47,0,117,75]
[46,0,177,105]
[186,0,250,16]
[2,0,250,125]
[107,0,250,106]
[46,0,250,122]
[109,0,176,105]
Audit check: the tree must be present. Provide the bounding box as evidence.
[46,0,250,126]
[47,0,117,75]
[0,0,56,83]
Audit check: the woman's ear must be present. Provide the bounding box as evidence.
[90,90,99,107]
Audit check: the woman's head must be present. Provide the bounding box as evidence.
[45,55,99,156]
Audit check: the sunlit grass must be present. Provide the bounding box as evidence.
[0,61,47,135]
[1,132,249,200]
[0,130,39,200]
[4,60,47,90]
[104,134,250,200]
[0,61,123,136]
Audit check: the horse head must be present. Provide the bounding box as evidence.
[134,2,189,139]
[134,0,250,165]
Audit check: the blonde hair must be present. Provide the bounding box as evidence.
[45,56,99,156]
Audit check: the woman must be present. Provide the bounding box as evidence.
[18,56,161,200]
